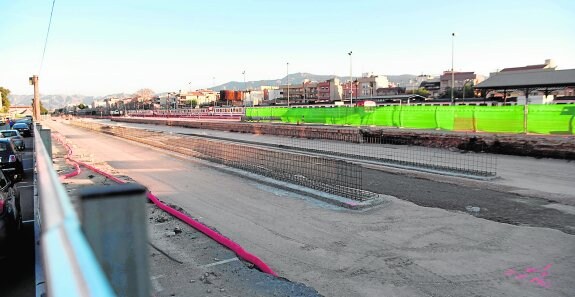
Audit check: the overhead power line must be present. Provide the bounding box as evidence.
[39,0,56,74]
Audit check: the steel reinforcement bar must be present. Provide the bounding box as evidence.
[277,129,497,178]
[71,121,375,201]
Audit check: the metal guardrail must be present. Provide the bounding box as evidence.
[34,123,116,297]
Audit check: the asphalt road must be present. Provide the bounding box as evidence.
[46,119,575,297]
[0,134,36,297]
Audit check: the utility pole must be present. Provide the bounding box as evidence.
[451,33,455,105]
[348,51,353,105]
[212,77,216,107]
[242,71,246,107]
[286,62,290,107]
[29,75,41,120]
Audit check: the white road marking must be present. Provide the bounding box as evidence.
[201,257,239,268]
[17,185,34,188]
[22,220,35,224]
[150,275,165,292]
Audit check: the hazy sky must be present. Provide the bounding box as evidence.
[1,0,574,96]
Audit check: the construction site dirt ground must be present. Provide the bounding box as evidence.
[52,131,320,296]
[47,118,575,297]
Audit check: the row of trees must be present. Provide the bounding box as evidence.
[0,87,11,113]
[439,85,476,99]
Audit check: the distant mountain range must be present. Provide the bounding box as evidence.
[8,93,132,109]
[211,73,419,91]
[9,73,421,108]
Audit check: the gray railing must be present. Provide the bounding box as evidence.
[35,123,117,297]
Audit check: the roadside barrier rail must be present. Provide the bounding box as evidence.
[35,124,116,297]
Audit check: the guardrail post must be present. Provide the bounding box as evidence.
[79,183,150,297]
[39,128,52,160]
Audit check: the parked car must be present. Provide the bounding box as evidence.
[0,168,21,258]
[0,130,25,151]
[11,123,32,138]
[0,139,24,181]
[15,118,33,130]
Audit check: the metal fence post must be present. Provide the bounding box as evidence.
[79,184,150,297]
[39,127,52,160]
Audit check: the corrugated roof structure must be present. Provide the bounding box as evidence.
[475,69,575,89]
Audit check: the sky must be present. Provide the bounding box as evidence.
[1,0,574,96]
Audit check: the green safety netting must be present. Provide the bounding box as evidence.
[245,105,575,135]
[527,104,575,135]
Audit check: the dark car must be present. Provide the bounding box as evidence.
[15,118,33,130]
[0,168,21,258]
[0,130,25,151]
[0,139,24,182]
[11,123,32,138]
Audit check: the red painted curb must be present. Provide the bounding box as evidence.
[54,135,81,179]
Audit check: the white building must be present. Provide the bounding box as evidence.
[92,99,107,108]
[244,90,265,106]
[406,75,435,93]
[267,89,283,101]
[357,74,390,98]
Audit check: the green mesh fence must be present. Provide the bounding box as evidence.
[527,105,575,135]
[246,105,575,135]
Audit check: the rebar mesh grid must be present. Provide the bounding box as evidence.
[70,121,375,201]
[274,130,497,178]
[137,125,496,179]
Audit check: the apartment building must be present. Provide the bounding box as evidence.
[439,71,485,94]
[318,78,342,102]
[179,89,218,107]
[356,74,390,98]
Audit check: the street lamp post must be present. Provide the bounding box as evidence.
[348,51,353,105]
[451,32,455,105]
[212,77,216,107]
[242,71,247,107]
[286,62,290,107]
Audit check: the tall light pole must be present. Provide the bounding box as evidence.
[348,51,353,105]
[212,76,216,106]
[29,75,40,120]
[451,32,455,105]
[242,71,246,107]
[286,62,290,107]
